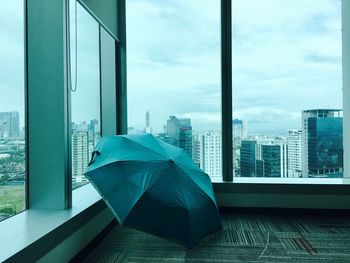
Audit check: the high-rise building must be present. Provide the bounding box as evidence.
[193,131,222,181]
[144,110,152,133]
[240,138,287,178]
[232,119,247,176]
[288,130,302,178]
[261,144,288,178]
[0,111,20,139]
[232,119,247,139]
[88,119,99,134]
[165,116,192,157]
[72,130,89,184]
[240,140,258,177]
[302,109,343,178]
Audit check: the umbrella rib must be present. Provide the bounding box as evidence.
[174,164,218,206]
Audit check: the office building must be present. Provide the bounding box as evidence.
[261,143,288,178]
[164,116,192,157]
[232,119,247,139]
[0,111,20,139]
[72,130,89,184]
[240,140,259,177]
[193,131,222,180]
[232,119,247,176]
[288,130,303,178]
[302,109,343,178]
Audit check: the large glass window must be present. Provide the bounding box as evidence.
[232,0,343,180]
[70,0,101,190]
[0,1,25,221]
[127,0,222,181]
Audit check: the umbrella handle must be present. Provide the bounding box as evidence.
[88,150,101,166]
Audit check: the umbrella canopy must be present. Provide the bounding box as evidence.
[85,133,222,248]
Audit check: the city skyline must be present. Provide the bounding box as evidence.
[127,0,342,134]
[135,108,343,180]
[0,1,343,134]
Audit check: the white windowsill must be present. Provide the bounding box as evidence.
[0,184,102,262]
[211,177,350,185]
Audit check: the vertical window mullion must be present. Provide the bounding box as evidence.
[342,0,350,179]
[221,0,233,181]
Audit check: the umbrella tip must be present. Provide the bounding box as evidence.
[169,159,175,164]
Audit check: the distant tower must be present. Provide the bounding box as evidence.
[0,111,20,139]
[288,130,302,178]
[232,119,247,176]
[302,109,343,178]
[261,143,288,178]
[72,130,89,185]
[164,116,192,157]
[240,139,287,178]
[193,131,222,181]
[144,110,152,133]
[232,119,247,139]
[240,140,258,177]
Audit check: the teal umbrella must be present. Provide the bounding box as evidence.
[85,133,222,248]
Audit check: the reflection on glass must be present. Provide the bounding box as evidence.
[70,0,100,189]
[232,0,343,179]
[127,0,222,181]
[0,0,25,222]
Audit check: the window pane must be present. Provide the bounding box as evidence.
[0,1,25,221]
[70,1,101,190]
[232,0,343,179]
[127,0,222,181]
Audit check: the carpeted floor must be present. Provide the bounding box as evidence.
[78,213,350,262]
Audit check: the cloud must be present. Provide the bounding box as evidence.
[304,52,341,64]
[126,0,343,135]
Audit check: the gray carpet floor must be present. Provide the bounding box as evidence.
[79,213,350,262]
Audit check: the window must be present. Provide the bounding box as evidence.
[0,0,25,222]
[232,0,343,180]
[70,0,101,190]
[127,0,222,181]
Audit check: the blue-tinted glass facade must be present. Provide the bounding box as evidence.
[308,117,343,176]
[256,159,264,177]
[240,140,256,177]
[262,145,281,177]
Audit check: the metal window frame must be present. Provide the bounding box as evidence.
[214,0,350,209]
[26,0,71,209]
[221,0,349,183]
[25,0,126,210]
[221,0,233,182]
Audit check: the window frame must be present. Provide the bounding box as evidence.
[214,0,350,208]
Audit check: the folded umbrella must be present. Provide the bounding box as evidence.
[85,133,222,248]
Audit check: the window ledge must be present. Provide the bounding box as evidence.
[0,184,106,262]
[212,177,350,185]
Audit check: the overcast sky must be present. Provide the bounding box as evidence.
[126,0,342,135]
[0,0,342,135]
[0,0,24,127]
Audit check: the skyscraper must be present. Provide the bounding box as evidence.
[144,110,152,133]
[72,130,89,184]
[240,140,258,177]
[165,116,192,157]
[232,119,247,176]
[232,119,247,139]
[261,143,288,178]
[0,111,20,139]
[240,139,287,178]
[302,109,343,178]
[193,131,222,181]
[288,130,302,178]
